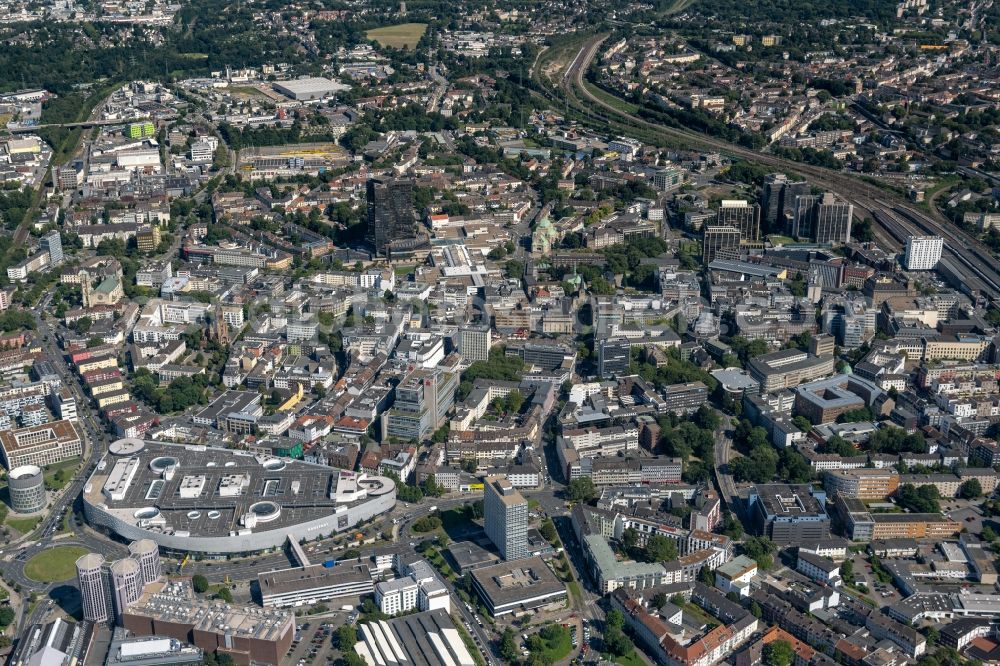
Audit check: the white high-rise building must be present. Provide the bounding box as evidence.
[76,553,110,623]
[904,236,943,270]
[128,539,162,585]
[459,324,491,363]
[76,540,162,625]
[484,476,528,561]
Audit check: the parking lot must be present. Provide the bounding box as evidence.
[284,619,344,666]
[847,552,901,605]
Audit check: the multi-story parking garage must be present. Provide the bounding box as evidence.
[82,438,396,555]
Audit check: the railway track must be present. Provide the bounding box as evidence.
[533,33,1000,301]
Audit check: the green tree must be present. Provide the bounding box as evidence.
[192,574,209,594]
[896,483,941,513]
[837,407,874,423]
[566,477,596,503]
[720,512,744,539]
[741,536,777,570]
[621,527,639,551]
[540,518,558,544]
[840,559,854,585]
[412,516,442,533]
[341,654,367,666]
[645,535,679,562]
[422,474,444,497]
[603,609,630,657]
[0,605,14,627]
[336,625,358,650]
[499,627,518,663]
[505,390,525,414]
[959,478,983,499]
[792,415,813,432]
[763,639,795,666]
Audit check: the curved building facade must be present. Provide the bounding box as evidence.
[8,465,45,513]
[127,539,161,585]
[77,553,109,623]
[109,557,143,620]
[82,440,397,555]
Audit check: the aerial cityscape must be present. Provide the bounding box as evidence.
[0,0,999,664]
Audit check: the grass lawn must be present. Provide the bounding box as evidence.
[582,81,640,115]
[530,625,572,663]
[439,504,481,530]
[6,516,42,535]
[767,234,795,245]
[607,650,647,666]
[680,601,719,628]
[567,580,583,603]
[43,459,80,491]
[24,546,90,583]
[366,23,428,49]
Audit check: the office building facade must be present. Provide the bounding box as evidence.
[366,177,417,257]
[792,193,853,244]
[8,464,45,513]
[41,230,63,266]
[904,236,943,270]
[703,225,742,264]
[76,541,163,625]
[459,324,491,363]
[77,553,111,623]
[716,200,761,241]
[762,173,809,233]
[384,368,458,441]
[598,336,631,377]
[484,475,528,560]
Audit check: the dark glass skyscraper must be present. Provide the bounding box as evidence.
[366,177,416,257]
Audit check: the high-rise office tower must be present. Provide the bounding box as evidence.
[128,539,162,586]
[484,476,528,561]
[702,225,743,264]
[77,553,110,623]
[366,177,416,257]
[459,324,491,363]
[813,194,854,245]
[108,557,144,622]
[716,200,761,241]
[41,230,63,266]
[793,193,853,244]
[77,541,163,625]
[598,336,631,377]
[384,368,458,441]
[762,174,809,233]
[904,236,943,270]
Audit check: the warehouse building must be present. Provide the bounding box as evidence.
[272,77,350,101]
[353,610,476,666]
